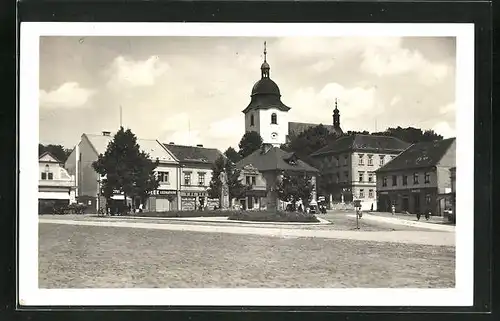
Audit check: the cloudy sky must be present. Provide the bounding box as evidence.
[39,36,456,151]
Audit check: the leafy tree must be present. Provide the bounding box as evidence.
[316,173,340,200]
[285,125,338,163]
[91,127,160,208]
[276,172,314,211]
[224,147,241,164]
[207,155,247,202]
[372,126,443,144]
[39,143,72,163]
[345,130,370,136]
[238,131,263,158]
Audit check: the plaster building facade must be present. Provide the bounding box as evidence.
[161,143,223,211]
[38,152,76,212]
[375,138,456,216]
[310,134,410,211]
[65,131,179,212]
[235,143,319,211]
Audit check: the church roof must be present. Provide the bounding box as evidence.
[310,134,410,157]
[288,122,343,137]
[235,145,319,173]
[376,138,456,173]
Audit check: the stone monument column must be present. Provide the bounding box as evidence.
[219,170,230,210]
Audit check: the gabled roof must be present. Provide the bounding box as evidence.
[310,134,410,157]
[39,151,62,164]
[376,138,456,173]
[288,122,343,137]
[235,145,319,173]
[162,143,223,164]
[83,134,177,163]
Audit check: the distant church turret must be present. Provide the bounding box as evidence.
[242,42,291,147]
[333,98,341,129]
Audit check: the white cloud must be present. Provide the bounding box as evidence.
[433,121,456,138]
[208,115,244,140]
[107,55,169,89]
[438,102,455,115]
[390,95,401,106]
[360,41,449,85]
[164,130,203,147]
[39,82,95,108]
[310,59,336,72]
[289,82,382,124]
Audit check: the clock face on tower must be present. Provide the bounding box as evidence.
[271,132,278,140]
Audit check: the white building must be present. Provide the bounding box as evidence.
[38,152,76,213]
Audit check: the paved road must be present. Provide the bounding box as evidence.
[39,218,455,246]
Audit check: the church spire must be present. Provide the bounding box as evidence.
[261,41,270,78]
[333,98,340,128]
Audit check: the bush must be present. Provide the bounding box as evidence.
[228,210,319,223]
[127,210,226,218]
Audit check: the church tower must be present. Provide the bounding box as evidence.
[333,98,341,130]
[242,42,291,147]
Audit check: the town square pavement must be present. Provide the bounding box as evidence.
[39,215,455,246]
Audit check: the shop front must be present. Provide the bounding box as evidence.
[180,191,208,211]
[149,189,178,212]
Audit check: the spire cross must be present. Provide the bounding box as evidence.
[264,41,267,62]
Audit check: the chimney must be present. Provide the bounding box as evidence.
[102,131,111,136]
[169,142,175,145]
[196,144,203,147]
[260,143,272,154]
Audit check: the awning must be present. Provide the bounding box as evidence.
[38,191,70,200]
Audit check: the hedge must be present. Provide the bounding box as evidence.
[228,210,319,223]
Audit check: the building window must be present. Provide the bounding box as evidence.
[157,171,169,184]
[184,173,191,186]
[335,157,340,167]
[368,189,374,198]
[250,114,255,126]
[344,171,349,181]
[48,172,54,180]
[382,177,387,187]
[368,172,374,183]
[368,155,373,166]
[344,155,348,166]
[246,176,251,185]
[358,171,364,182]
[198,172,205,186]
[413,173,419,184]
[402,175,408,186]
[359,189,365,198]
[392,175,397,186]
[41,172,47,180]
[425,194,431,204]
[358,154,364,165]
[336,173,339,183]
[379,155,385,166]
[251,176,256,185]
[271,113,277,124]
[424,172,430,184]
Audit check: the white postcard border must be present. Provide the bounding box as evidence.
[19,22,474,307]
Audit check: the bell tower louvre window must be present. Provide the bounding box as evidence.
[271,113,277,124]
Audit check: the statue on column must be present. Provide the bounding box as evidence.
[219,169,230,210]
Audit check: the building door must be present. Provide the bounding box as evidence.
[248,196,254,209]
[402,197,409,212]
[413,194,421,213]
[240,199,246,210]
